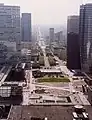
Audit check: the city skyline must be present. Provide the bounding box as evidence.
[0,0,92,25]
[0,1,92,119]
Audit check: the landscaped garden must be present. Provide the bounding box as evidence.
[38,76,70,82]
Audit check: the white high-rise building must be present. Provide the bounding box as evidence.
[0,4,21,52]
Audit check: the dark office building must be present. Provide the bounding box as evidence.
[67,33,81,69]
[21,13,31,42]
[0,85,23,105]
[79,4,92,73]
[67,16,81,70]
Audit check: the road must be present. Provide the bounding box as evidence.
[37,27,50,68]
[42,47,50,68]
[33,27,90,106]
[54,56,64,66]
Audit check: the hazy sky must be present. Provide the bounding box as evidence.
[0,0,92,25]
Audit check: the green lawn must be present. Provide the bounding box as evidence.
[38,77,70,82]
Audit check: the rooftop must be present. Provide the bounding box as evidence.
[8,105,92,120]
[40,69,62,73]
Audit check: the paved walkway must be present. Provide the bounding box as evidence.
[22,70,35,105]
[43,50,50,68]
[78,92,90,105]
[29,70,35,92]
[40,43,50,68]
[22,70,29,105]
[35,83,71,91]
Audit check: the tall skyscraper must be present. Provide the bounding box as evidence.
[79,4,92,72]
[0,4,21,52]
[49,28,54,45]
[21,13,31,42]
[67,16,81,70]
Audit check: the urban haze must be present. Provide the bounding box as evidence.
[0,0,91,120]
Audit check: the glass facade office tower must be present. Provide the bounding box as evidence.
[67,16,81,69]
[79,4,92,72]
[0,4,21,52]
[21,13,31,42]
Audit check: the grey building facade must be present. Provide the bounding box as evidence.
[49,28,55,45]
[67,16,81,70]
[0,4,21,52]
[79,4,92,73]
[67,16,79,34]
[55,31,63,43]
[21,13,31,42]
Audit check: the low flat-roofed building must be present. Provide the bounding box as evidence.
[8,105,92,120]
[0,84,23,105]
[32,69,63,78]
[40,69,62,74]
